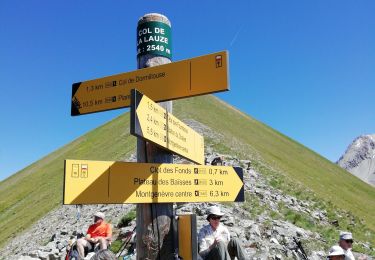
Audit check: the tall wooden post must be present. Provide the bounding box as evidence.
[136,13,175,260]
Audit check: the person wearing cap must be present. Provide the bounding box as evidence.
[77,212,112,259]
[198,206,247,260]
[338,232,355,260]
[327,245,346,260]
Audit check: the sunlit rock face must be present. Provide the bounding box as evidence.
[337,134,375,187]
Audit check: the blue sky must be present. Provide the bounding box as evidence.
[1,1,374,181]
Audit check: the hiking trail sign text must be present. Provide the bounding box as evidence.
[63,159,244,204]
[137,21,172,59]
[131,89,204,165]
[71,51,229,116]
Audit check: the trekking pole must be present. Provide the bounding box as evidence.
[75,205,81,233]
[293,237,308,260]
[117,226,137,258]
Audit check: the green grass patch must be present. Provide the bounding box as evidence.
[242,192,265,218]
[110,239,123,254]
[117,210,136,228]
[275,195,374,255]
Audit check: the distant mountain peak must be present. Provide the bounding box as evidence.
[337,134,375,186]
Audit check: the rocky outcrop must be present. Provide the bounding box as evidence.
[1,122,373,259]
[0,153,329,260]
[2,151,373,259]
[0,204,132,260]
[337,134,375,186]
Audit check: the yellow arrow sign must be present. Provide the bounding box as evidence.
[131,90,204,164]
[71,51,229,116]
[63,159,244,204]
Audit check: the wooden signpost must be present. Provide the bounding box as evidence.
[135,14,175,260]
[68,13,243,260]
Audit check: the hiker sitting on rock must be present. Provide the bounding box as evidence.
[198,206,247,260]
[211,156,224,166]
[338,232,355,260]
[77,212,112,259]
[327,245,345,260]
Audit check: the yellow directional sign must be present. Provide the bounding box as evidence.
[63,159,244,204]
[131,90,204,164]
[71,51,229,116]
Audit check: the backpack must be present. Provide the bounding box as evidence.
[66,246,79,260]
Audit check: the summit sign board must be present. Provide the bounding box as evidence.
[63,159,244,204]
[131,90,204,165]
[71,51,229,116]
[137,21,172,59]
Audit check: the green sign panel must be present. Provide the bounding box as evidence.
[137,21,172,59]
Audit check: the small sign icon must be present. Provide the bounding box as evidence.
[215,55,222,68]
[194,179,207,185]
[194,168,206,174]
[194,190,207,197]
[105,96,116,104]
[81,164,88,178]
[72,164,79,178]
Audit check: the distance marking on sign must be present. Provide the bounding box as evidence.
[71,51,229,116]
[131,89,204,164]
[63,159,244,204]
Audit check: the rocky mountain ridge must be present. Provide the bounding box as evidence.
[2,152,372,260]
[1,97,374,259]
[337,134,375,187]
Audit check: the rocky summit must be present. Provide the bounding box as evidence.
[1,96,374,259]
[1,152,372,260]
[337,134,375,187]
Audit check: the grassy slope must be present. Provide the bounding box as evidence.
[0,95,374,249]
[0,114,135,247]
[174,96,375,231]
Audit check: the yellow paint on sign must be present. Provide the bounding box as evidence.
[63,159,244,204]
[71,51,229,116]
[179,215,192,259]
[132,90,204,164]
